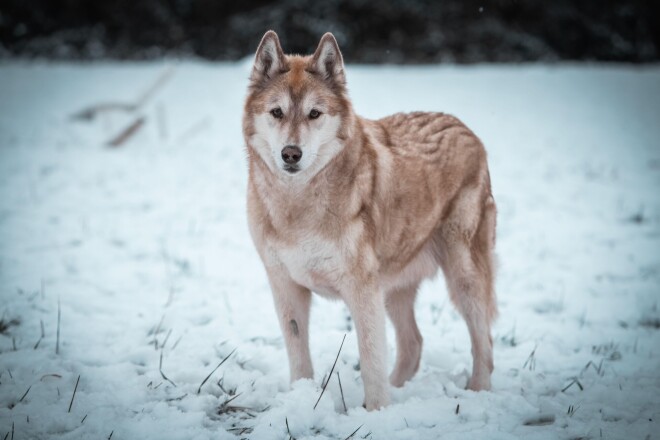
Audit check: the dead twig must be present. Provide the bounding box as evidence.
[71,67,175,121]
[314,334,346,410]
[72,103,135,121]
[107,117,145,147]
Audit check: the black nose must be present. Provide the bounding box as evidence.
[281,145,302,164]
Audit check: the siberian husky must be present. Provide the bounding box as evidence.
[243,31,497,410]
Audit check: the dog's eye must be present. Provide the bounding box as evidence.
[270,108,283,119]
[309,109,321,119]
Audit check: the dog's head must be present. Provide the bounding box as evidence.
[243,31,353,180]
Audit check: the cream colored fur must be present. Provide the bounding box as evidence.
[243,31,498,410]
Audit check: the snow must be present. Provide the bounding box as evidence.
[1,60,659,439]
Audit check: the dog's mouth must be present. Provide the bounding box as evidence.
[283,165,300,174]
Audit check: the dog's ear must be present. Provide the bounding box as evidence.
[310,33,345,86]
[251,31,287,85]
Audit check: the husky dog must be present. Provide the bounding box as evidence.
[243,31,497,410]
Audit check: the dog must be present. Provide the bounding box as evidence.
[243,31,497,410]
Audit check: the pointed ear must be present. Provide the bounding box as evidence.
[309,33,345,85]
[251,30,287,84]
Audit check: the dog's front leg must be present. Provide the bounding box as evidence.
[344,279,390,410]
[266,267,314,382]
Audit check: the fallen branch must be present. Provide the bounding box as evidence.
[107,117,145,148]
[71,67,175,121]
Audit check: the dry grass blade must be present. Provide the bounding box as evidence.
[34,319,45,349]
[522,344,537,371]
[18,386,31,403]
[343,424,363,440]
[217,393,255,417]
[197,348,236,394]
[160,329,172,350]
[68,375,80,412]
[582,360,604,376]
[285,417,296,440]
[159,350,177,387]
[562,377,584,393]
[171,334,183,351]
[336,372,347,413]
[314,334,346,410]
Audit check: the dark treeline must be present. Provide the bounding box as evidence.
[1,0,658,63]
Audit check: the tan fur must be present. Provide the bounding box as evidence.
[243,31,498,410]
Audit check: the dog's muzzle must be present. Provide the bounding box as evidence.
[281,145,302,174]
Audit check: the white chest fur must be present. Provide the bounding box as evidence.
[272,237,344,298]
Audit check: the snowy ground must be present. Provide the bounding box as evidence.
[0,60,659,440]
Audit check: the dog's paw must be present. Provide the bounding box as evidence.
[467,375,491,392]
[363,391,390,411]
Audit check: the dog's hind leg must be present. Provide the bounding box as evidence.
[436,195,497,391]
[266,268,314,382]
[386,283,423,387]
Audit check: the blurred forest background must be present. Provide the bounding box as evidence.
[0,0,658,63]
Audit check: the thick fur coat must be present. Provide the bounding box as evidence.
[243,31,497,410]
